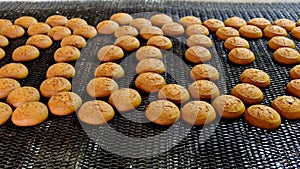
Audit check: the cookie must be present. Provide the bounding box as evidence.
[150,14,173,27]
[268,36,295,51]
[224,16,247,29]
[108,88,142,112]
[46,63,76,79]
[286,79,300,98]
[27,22,51,36]
[240,68,270,88]
[14,16,37,28]
[202,19,225,33]
[187,34,213,48]
[12,45,40,62]
[145,100,180,125]
[239,25,263,39]
[263,25,288,39]
[114,26,138,38]
[185,24,209,36]
[73,25,97,39]
[40,77,72,98]
[96,20,119,34]
[158,84,190,104]
[110,13,133,25]
[185,46,211,63]
[0,48,5,60]
[135,72,166,93]
[291,26,300,40]
[136,58,165,74]
[47,26,72,41]
[94,62,124,79]
[188,80,220,100]
[48,92,82,116]
[0,63,28,79]
[147,35,172,50]
[45,15,68,27]
[7,86,40,108]
[60,35,86,48]
[0,78,21,99]
[97,45,124,62]
[162,22,185,36]
[224,37,250,51]
[273,47,300,65]
[190,64,219,81]
[65,18,88,31]
[212,95,245,119]
[114,35,140,52]
[140,26,163,40]
[290,65,300,79]
[0,35,9,47]
[0,102,12,125]
[272,95,300,120]
[129,18,152,31]
[179,16,202,27]
[247,18,271,29]
[231,83,264,105]
[54,46,81,62]
[245,105,281,130]
[136,46,162,61]
[216,27,240,40]
[26,34,53,49]
[1,25,25,39]
[273,18,296,32]
[86,77,118,98]
[0,19,12,32]
[12,101,48,127]
[297,19,300,26]
[228,48,255,65]
[77,100,115,125]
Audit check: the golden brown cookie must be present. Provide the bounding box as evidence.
[12,45,40,62]
[7,86,40,108]
[136,46,162,61]
[212,95,245,119]
[216,27,240,40]
[140,26,163,40]
[147,35,172,50]
[158,84,190,104]
[77,100,115,125]
[46,63,76,79]
[224,37,250,51]
[47,26,72,41]
[108,88,142,112]
[150,14,173,27]
[224,16,247,29]
[136,58,165,74]
[228,48,255,65]
[273,47,300,65]
[86,77,118,98]
[185,24,209,36]
[0,19,12,32]
[185,46,211,64]
[40,77,72,98]
[114,26,138,38]
[145,100,180,125]
[179,16,202,27]
[73,25,97,39]
[245,105,281,130]
[247,18,271,30]
[272,95,300,120]
[48,92,82,116]
[268,36,295,51]
[239,25,263,39]
[202,19,225,33]
[129,18,152,31]
[11,101,48,127]
[65,18,88,31]
[14,16,37,28]
[97,45,124,62]
[181,101,216,125]
[0,102,12,125]
[287,79,300,98]
[297,19,300,26]
[231,83,264,105]
[187,34,213,48]
[27,22,51,36]
[114,35,140,52]
[273,18,296,32]
[60,35,86,48]
[291,26,300,40]
[162,22,185,36]
[0,35,9,47]
[54,46,81,62]
[1,25,25,39]
[96,20,119,34]
[0,78,20,99]
[240,68,270,88]
[135,72,166,93]
[0,63,28,79]
[190,64,219,81]
[0,48,5,60]
[94,62,124,79]
[110,13,133,25]
[188,80,220,100]
[26,34,53,49]
[290,65,300,79]
[263,25,288,39]
[45,15,68,27]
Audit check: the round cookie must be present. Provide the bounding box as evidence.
[48,26,72,41]
[224,37,250,51]
[7,86,40,108]
[135,72,166,93]
[96,20,119,34]
[60,35,86,48]
[65,18,88,31]
[0,78,21,99]
[97,45,124,62]
[158,84,190,104]
[0,102,12,125]
[12,45,40,62]
[40,77,72,98]
[1,25,25,39]
[263,25,288,39]
[273,18,296,32]
[110,13,133,25]
[12,101,48,127]
[0,63,28,79]
[136,58,165,74]
[26,34,53,49]
[114,35,140,52]
[114,26,138,38]
[48,92,82,116]
[129,18,152,31]
[0,48,5,60]
[228,48,255,65]
[290,65,300,79]
[108,88,142,112]
[145,100,180,126]
[212,95,245,119]
[272,95,300,120]
[216,27,240,40]
[202,19,225,33]
[239,25,263,39]
[287,79,300,98]
[240,68,270,88]
[187,34,213,48]
[45,15,68,27]
[54,46,81,62]
[147,35,172,50]
[27,22,51,36]
[136,46,162,61]
[46,63,76,79]
[73,25,97,39]
[86,77,118,98]
[179,16,202,27]
[94,62,124,79]
[186,24,209,36]
[224,16,247,29]
[162,22,185,36]
[14,16,37,28]
[190,64,219,81]
[231,83,264,105]
[181,101,216,125]
[297,19,300,26]
[248,18,271,29]
[77,100,115,125]
[273,47,300,65]
[0,35,9,47]
[291,26,300,40]
[0,19,12,32]
[188,80,220,100]
[185,46,211,63]
[140,26,163,40]
[245,105,281,130]
[268,36,295,51]
[150,14,173,27]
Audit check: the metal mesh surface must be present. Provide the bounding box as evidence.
[0,1,300,168]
